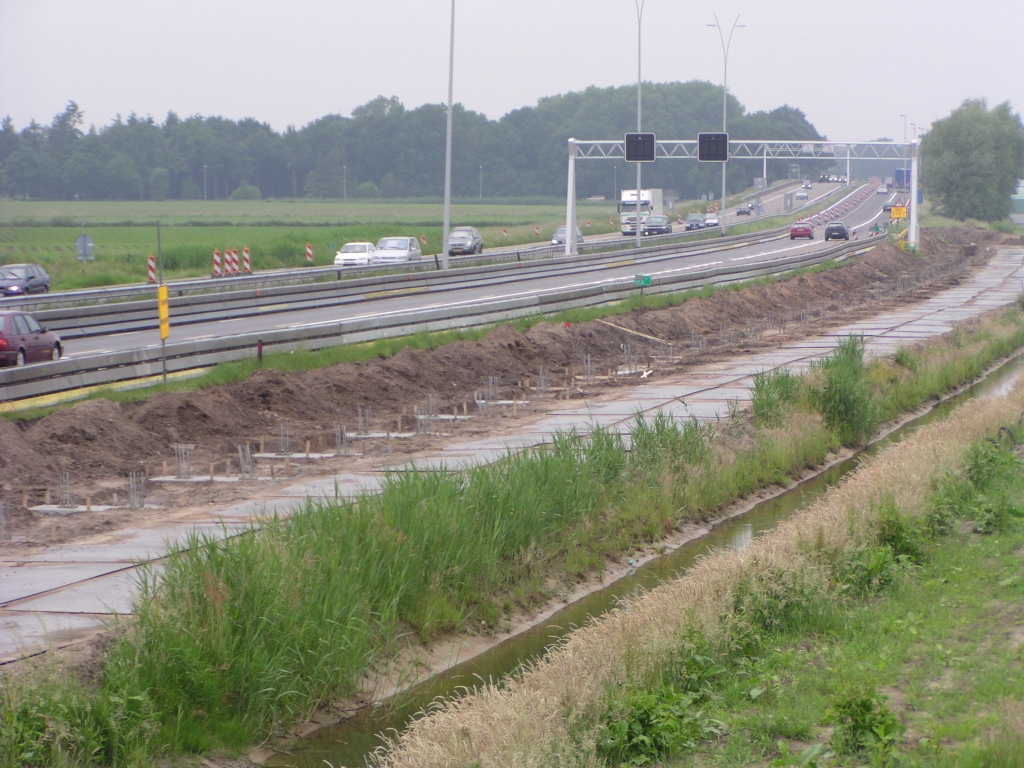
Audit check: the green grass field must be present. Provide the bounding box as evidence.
[0,199,620,289]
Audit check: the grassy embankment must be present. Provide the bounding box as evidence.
[377,377,1024,768]
[3,300,1024,766]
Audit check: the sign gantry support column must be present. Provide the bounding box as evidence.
[565,139,578,256]
[908,141,920,249]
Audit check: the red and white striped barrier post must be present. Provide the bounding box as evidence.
[853,230,859,240]
[242,246,251,273]
[305,242,313,264]
[231,248,240,275]
[502,228,508,237]
[212,249,222,278]
[534,225,540,237]
[147,253,156,283]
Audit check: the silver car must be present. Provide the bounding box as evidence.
[373,237,423,264]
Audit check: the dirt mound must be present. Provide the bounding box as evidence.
[0,227,1006,498]
[0,418,54,486]
[26,399,163,478]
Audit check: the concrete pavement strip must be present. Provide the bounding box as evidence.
[2,247,1022,663]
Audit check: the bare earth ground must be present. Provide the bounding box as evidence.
[0,226,1020,552]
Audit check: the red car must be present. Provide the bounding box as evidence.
[789,221,814,240]
[0,311,62,367]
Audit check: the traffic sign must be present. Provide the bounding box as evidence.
[891,206,908,219]
[75,233,95,261]
[624,132,657,163]
[698,132,729,162]
[157,284,170,340]
[634,274,651,288]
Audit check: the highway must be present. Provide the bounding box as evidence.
[62,182,890,361]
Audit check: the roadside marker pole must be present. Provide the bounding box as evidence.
[147,253,156,283]
[242,247,251,273]
[157,222,168,385]
[305,242,314,264]
[212,249,222,278]
[231,248,240,275]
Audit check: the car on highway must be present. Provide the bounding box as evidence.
[448,226,483,255]
[818,173,830,183]
[334,242,375,267]
[703,212,720,227]
[795,190,809,200]
[789,221,814,240]
[824,222,850,241]
[882,201,894,212]
[736,203,752,216]
[0,263,51,296]
[642,215,673,235]
[0,310,62,366]
[684,212,705,231]
[829,175,839,183]
[877,185,889,195]
[373,237,423,264]
[551,225,584,246]
[802,180,812,190]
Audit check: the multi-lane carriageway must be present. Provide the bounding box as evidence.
[52,183,895,363]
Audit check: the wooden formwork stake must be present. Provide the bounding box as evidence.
[162,460,168,476]
[21,490,27,508]
[210,463,215,482]
[318,435,325,452]
[462,401,467,416]
[284,456,290,475]
[305,440,310,459]
[512,399,518,418]
[44,489,51,505]
[260,436,265,453]
[271,465,276,480]
[397,415,402,432]
[226,458,232,477]
[86,497,91,513]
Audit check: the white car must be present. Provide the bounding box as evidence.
[334,242,375,267]
[795,190,809,200]
[374,236,423,264]
[876,185,889,195]
[703,213,720,227]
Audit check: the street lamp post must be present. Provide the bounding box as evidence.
[633,0,645,250]
[479,165,482,199]
[203,165,207,201]
[901,114,907,189]
[343,165,347,200]
[440,0,456,270]
[708,14,744,232]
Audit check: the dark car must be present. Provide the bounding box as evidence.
[824,222,850,241]
[789,221,814,240]
[735,203,752,216]
[0,263,51,296]
[642,215,673,235]
[551,225,584,246]
[684,213,705,231]
[447,226,483,255]
[0,310,62,367]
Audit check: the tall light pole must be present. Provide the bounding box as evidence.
[708,14,744,231]
[633,0,645,249]
[440,0,456,270]
[900,114,907,190]
[479,165,482,199]
[343,165,347,199]
[203,164,207,201]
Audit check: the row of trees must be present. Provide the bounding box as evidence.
[1,82,828,202]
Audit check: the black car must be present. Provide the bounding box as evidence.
[683,213,705,231]
[824,222,850,241]
[642,215,673,235]
[447,226,483,255]
[735,203,752,216]
[0,263,51,296]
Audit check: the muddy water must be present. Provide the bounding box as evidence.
[276,354,1024,768]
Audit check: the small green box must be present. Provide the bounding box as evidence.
[634,274,651,287]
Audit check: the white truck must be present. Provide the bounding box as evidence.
[618,188,664,235]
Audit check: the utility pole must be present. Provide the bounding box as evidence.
[634,0,645,250]
[440,0,456,270]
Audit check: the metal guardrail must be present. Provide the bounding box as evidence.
[0,234,883,403]
[0,184,862,316]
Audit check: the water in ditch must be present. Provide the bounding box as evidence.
[274,353,1024,768]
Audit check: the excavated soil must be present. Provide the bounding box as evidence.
[0,226,1020,547]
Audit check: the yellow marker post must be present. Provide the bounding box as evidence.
[157,221,169,384]
[158,284,169,339]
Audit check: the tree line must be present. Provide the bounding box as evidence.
[1,81,830,202]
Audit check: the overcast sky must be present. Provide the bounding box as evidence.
[1,0,1021,143]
